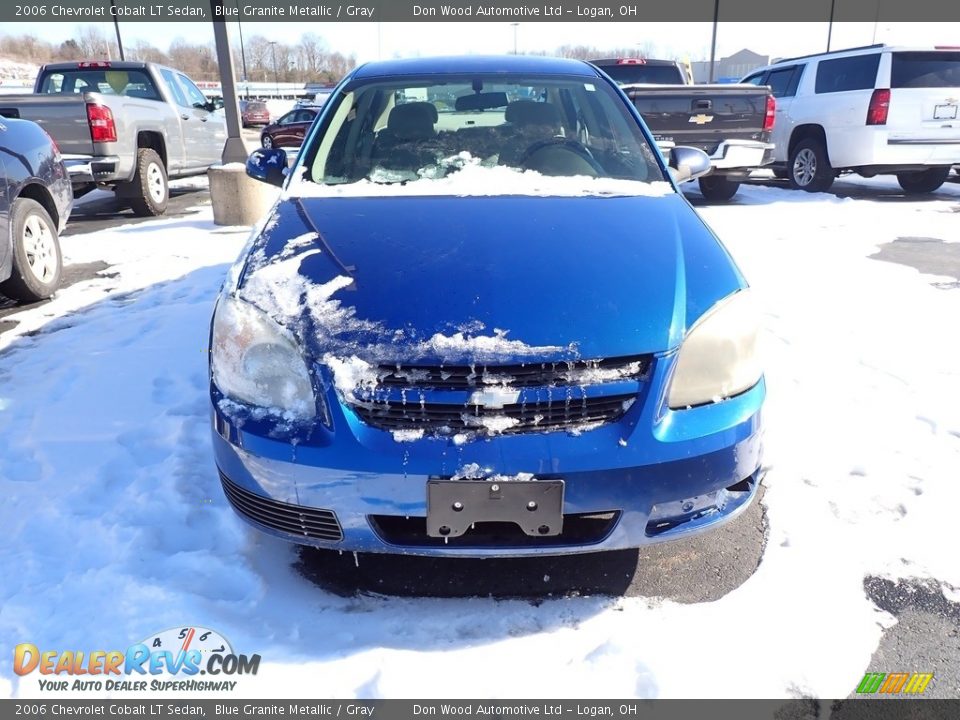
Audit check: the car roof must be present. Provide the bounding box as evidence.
[763,44,957,69]
[351,55,600,79]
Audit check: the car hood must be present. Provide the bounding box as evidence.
[236,193,745,364]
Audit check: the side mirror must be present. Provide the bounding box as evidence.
[246,148,288,187]
[668,146,712,183]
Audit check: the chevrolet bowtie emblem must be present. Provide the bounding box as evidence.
[689,113,715,124]
[468,387,521,409]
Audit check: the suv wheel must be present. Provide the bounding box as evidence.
[789,138,834,192]
[698,175,741,202]
[127,148,169,217]
[896,167,950,194]
[0,198,63,303]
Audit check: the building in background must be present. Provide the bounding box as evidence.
[691,48,769,84]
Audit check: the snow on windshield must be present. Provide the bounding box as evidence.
[286,156,674,199]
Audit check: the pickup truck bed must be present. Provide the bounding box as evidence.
[620,83,775,201]
[0,61,226,216]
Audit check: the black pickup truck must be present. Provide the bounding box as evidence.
[592,59,776,201]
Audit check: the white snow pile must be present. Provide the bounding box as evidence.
[1,176,959,699]
[285,155,675,199]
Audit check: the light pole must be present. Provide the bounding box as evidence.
[109,0,125,60]
[708,0,719,83]
[236,0,249,98]
[827,0,836,51]
[269,41,279,97]
[510,23,519,55]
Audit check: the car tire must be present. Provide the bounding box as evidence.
[0,197,63,303]
[698,175,740,202]
[262,135,274,149]
[127,148,169,217]
[896,167,950,194]
[788,138,834,192]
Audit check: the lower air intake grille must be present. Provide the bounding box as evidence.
[369,512,620,548]
[352,393,636,434]
[220,471,343,542]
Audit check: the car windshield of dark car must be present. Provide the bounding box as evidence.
[304,74,667,191]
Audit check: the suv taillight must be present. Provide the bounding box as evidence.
[866,89,890,126]
[86,102,117,143]
[763,95,776,132]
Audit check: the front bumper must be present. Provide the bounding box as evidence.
[210,352,765,557]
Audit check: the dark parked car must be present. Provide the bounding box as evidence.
[0,117,72,303]
[211,56,765,557]
[241,100,271,128]
[260,107,320,149]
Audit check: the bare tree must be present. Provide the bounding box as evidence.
[76,26,113,60]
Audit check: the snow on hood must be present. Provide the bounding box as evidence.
[238,249,573,403]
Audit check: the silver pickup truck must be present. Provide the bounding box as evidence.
[0,61,226,216]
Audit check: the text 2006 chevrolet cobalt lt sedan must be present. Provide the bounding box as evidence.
[209,55,764,556]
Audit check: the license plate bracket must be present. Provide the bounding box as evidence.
[426,479,564,538]
[934,104,958,120]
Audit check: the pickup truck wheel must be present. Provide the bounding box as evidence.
[0,198,62,303]
[896,167,950,194]
[788,139,834,192]
[127,148,168,216]
[698,175,740,202]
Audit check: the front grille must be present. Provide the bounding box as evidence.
[369,512,620,548]
[220,471,343,542]
[352,393,637,434]
[377,355,650,390]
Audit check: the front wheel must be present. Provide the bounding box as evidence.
[261,134,274,149]
[896,167,950,194]
[698,175,741,202]
[0,197,63,303]
[788,138,834,192]
[126,148,168,216]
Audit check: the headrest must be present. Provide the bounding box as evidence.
[387,102,438,140]
[505,100,561,128]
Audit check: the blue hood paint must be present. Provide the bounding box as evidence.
[242,193,745,363]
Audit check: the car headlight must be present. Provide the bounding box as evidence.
[211,295,318,420]
[667,289,762,409]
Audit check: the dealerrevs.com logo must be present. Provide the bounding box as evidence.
[14,627,260,692]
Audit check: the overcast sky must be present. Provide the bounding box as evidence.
[4,21,960,64]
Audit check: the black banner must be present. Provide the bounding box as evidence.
[3,0,960,22]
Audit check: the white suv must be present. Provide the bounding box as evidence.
[742,45,960,193]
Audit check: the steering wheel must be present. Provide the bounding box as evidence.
[518,138,605,177]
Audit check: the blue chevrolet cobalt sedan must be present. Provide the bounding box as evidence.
[210,56,764,556]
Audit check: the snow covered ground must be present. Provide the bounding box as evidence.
[1,176,959,699]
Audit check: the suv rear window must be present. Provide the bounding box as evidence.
[891,52,960,88]
[815,54,881,94]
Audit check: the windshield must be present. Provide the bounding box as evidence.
[305,73,665,188]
